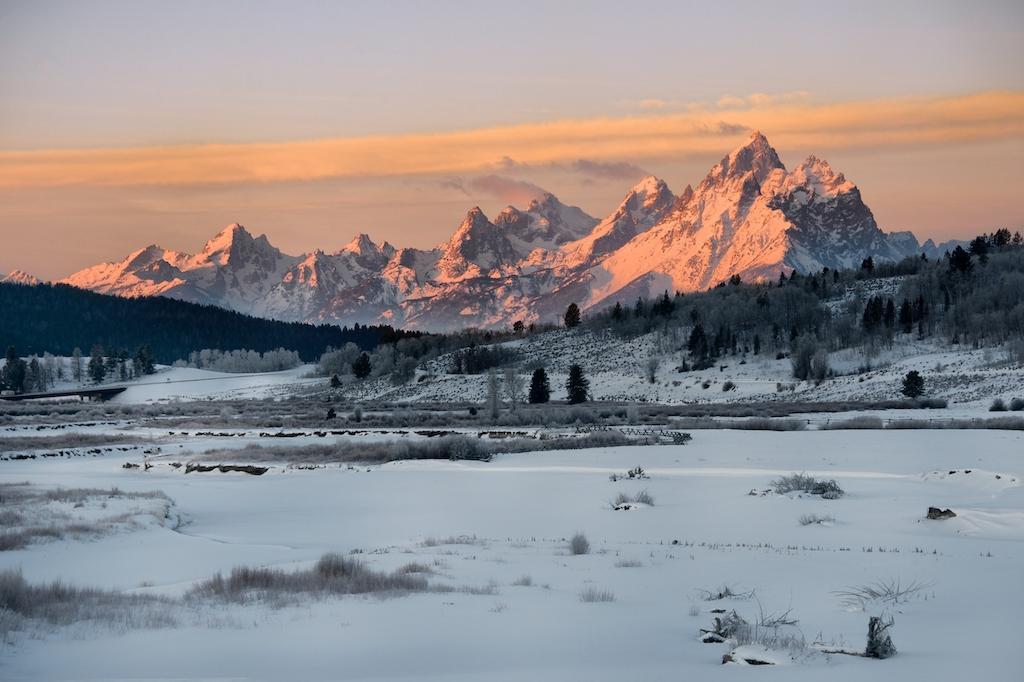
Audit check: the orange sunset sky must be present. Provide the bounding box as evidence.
[1,0,1022,279]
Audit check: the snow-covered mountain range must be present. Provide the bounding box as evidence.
[2,270,42,286]
[60,133,961,331]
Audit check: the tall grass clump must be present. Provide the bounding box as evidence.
[578,587,615,602]
[833,578,929,609]
[0,569,175,639]
[187,553,428,602]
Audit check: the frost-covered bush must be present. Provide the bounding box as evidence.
[798,513,836,526]
[187,348,301,373]
[1011,397,1024,411]
[990,398,1008,412]
[569,532,590,555]
[821,416,884,430]
[611,489,654,508]
[771,473,844,498]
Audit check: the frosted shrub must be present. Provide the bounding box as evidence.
[771,473,844,498]
[569,532,590,555]
[798,513,836,526]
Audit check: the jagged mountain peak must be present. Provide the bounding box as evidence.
[791,155,851,186]
[2,269,41,285]
[194,223,285,269]
[450,207,491,235]
[125,244,166,266]
[342,233,378,255]
[201,223,252,252]
[526,192,559,212]
[673,184,695,211]
[710,130,785,185]
[630,174,666,193]
[619,175,674,217]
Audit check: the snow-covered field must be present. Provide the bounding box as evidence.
[2,428,1021,680]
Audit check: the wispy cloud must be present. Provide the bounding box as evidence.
[490,156,648,181]
[716,91,811,110]
[1,91,1021,188]
[569,159,648,181]
[443,174,549,205]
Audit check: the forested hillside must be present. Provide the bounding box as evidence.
[0,282,413,363]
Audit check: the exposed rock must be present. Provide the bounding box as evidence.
[926,507,956,520]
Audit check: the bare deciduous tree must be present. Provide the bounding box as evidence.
[503,368,525,411]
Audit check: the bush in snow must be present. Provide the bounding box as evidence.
[1011,397,1024,411]
[989,398,1007,412]
[771,473,844,498]
[798,513,836,526]
[611,489,654,509]
[820,416,884,430]
[569,532,590,555]
[722,380,736,392]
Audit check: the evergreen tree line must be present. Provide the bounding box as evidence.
[446,345,519,375]
[1,343,156,393]
[0,282,410,364]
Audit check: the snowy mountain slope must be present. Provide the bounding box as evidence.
[2,269,41,285]
[580,133,924,307]
[62,224,300,310]
[58,134,938,330]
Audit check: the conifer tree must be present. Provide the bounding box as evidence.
[901,370,925,398]
[88,345,106,383]
[2,346,27,393]
[352,352,372,379]
[528,367,550,404]
[564,303,581,329]
[898,299,913,334]
[566,364,589,404]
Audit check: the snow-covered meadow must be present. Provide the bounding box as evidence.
[1,424,1021,680]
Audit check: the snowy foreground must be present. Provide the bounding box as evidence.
[1,428,1022,681]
